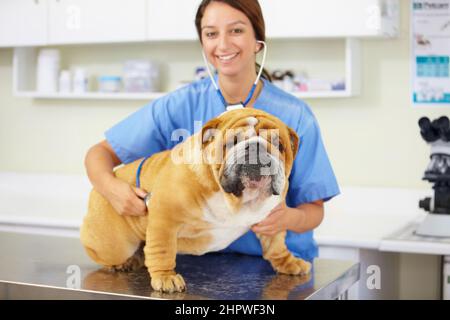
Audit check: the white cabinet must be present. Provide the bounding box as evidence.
[147,0,199,41]
[48,0,146,45]
[1,0,400,46]
[260,0,399,38]
[0,0,48,47]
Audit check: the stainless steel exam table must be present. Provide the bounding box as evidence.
[0,231,359,300]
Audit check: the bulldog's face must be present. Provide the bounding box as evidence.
[201,109,299,203]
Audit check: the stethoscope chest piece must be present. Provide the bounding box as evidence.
[143,192,152,208]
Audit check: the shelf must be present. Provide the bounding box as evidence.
[12,38,361,101]
[14,91,166,100]
[294,91,353,99]
[14,90,351,100]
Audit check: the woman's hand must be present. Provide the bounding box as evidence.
[105,177,148,216]
[251,201,305,236]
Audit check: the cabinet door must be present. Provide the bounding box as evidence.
[260,0,390,38]
[0,0,47,47]
[147,0,199,41]
[48,0,146,44]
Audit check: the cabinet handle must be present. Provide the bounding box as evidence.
[34,0,39,4]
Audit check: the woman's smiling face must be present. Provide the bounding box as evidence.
[200,1,260,79]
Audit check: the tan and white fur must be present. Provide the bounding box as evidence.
[80,108,311,293]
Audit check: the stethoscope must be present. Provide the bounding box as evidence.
[201,40,267,111]
[136,41,267,208]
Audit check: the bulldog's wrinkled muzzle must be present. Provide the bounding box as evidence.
[220,139,284,197]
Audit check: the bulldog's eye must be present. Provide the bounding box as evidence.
[278,142,285,153]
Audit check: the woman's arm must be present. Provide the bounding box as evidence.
[290,200,324,233]
[251,200,324,236]
[85,140,122,197]
[85,140,148,216]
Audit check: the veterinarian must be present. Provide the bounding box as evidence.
[84,0,339,262]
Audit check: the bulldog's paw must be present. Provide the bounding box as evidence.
[151,272,186,293]
[274,257,312,276]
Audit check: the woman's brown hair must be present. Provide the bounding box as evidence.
[195,0,272,82]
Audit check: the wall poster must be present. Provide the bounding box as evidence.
[412,0,450,105]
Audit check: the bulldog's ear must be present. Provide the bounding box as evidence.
[201,118,221,144]
[288,127,299,156]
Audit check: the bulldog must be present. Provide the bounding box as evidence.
[80,108,312,293]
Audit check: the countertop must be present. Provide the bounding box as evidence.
[316,186,450,255]
[0,172,448,255]
[0,231,359,300]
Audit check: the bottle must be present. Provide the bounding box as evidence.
[271,70,284,90]
[283,71,295,92]
[59,70,71,93]
[36,49,60,93]
[72,68,89,93]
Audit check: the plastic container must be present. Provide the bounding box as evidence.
[98,76,122,93]
[123,60,159,92]
[36,49,60,93]
[58,70,71,93]
[72,68,89,93]
[331,80,346,91]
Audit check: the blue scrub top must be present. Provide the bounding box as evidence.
[105,77,340,262]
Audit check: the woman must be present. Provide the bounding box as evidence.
[84,0,339,262]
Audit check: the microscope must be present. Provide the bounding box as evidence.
[415,116,450,237]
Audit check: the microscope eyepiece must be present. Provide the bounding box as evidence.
[418,116,450,142]
[418,117,430,129]
[434,116,450,142]
[418,116,440,142]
